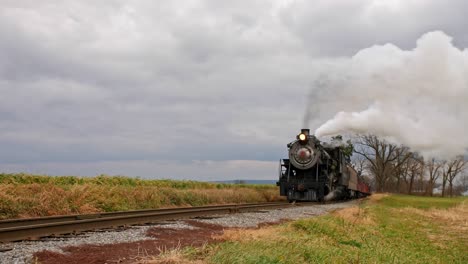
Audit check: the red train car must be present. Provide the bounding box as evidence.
[347,165,371,198]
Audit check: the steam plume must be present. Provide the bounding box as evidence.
[310,31,468,158]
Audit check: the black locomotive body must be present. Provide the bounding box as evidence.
[276,129,370,202]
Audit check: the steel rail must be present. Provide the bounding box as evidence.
[0,202,284,229]
[0,202,289,242]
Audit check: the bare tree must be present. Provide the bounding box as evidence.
[351,154,367,174]
[392,147,413,193]
[353,135,411,192]
[456,173,468,194]
[441,157,467,197]
[426,158,442,196]
[447,157,467,197]
[400,154,424,194]
[442,164,449,197]
[417,158,426,193]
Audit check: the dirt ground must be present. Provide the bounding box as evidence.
[33,221,226,264]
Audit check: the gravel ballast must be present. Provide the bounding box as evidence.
[197,201,357,227]
[0,201,356,264]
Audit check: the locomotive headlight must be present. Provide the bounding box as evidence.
[298,133,307,141]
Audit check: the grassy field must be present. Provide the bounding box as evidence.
[152,194,468,264]
[0,173,281,219]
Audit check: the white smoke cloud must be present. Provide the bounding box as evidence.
[313,31,468,158]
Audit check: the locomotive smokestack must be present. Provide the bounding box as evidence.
[301,129,310,135]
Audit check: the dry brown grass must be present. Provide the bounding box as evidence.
[0,183,281,219]
[398,201,468,228]
[332,206,375,225]
[138,251,203,264]
[368,193,389,202]
[136,245,207,264]
[424,201,468,224]
[139,222,287,263]
[396,200,468,246]
[215,225,283,242]
[325,194,380,225]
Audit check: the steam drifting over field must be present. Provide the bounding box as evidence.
[310,31,468,158]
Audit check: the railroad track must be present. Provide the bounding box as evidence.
[0,202,291,242]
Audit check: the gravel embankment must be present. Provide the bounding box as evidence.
[197,201,356,227]
[0,201,356,264]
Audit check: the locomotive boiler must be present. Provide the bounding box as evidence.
[276,129,370,202]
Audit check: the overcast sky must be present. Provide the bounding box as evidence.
[1,0,468,180]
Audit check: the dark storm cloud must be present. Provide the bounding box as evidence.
[1,0,467,179]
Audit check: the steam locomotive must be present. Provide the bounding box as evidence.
[276,129,370,202]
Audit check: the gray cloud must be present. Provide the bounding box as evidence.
[279,0,468,56]
[1,1,467,179]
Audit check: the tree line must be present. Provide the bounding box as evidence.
[349,135,467,196]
